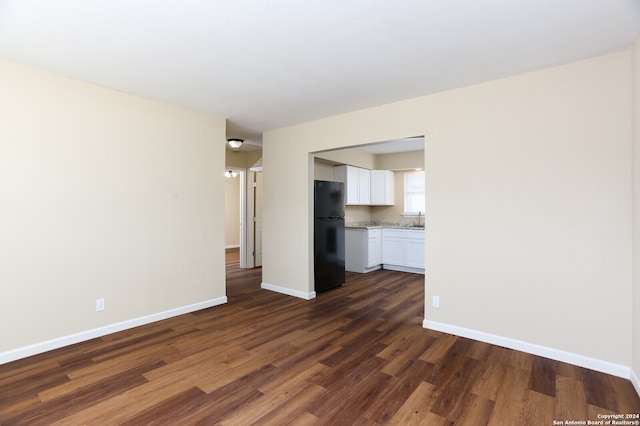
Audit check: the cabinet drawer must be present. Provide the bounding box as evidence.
[368,228,381,239]
[382,228,405,239]
[405,229,425,240]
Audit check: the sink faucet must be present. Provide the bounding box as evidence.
[415,211,423,227]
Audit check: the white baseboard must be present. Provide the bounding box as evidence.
[225,244,240,249]
[261,282,316,300]
[631,368,640,397]
[0,297,228,366]
[423,320,632,381]
[383,264,425,274]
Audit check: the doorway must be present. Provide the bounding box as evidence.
[247,167,263,268]
[224,167,245,266]
[223,166,263,271]
[310,136,425,314]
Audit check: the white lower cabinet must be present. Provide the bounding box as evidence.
[405,236,426,269]
[367,229,382,267]
[381,229,405,265]
[382,228,425,274]
[345,228,382,273]
[347,227,425,274]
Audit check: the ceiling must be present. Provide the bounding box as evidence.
[1,1,639,150]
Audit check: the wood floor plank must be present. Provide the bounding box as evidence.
[365,361,434,424]
[312,342,388,391]
[50,376,198,425]
[388,381,440,425]
[470,348,511,401]
[117,386,208,426]
[453,392,496,426]
[261,342,340,395]
[0,395,41,423]
[247,389,323,426]
[0,369,69,406]
[319,371,395,425]
[487,364,531,425]
[518,389,556,425]
[529,355,557,397]
[1,359,164,425]
[222,369,327,425]
[583,368,620,412]
[307,351,388,418]
[419,332,458,364]
[427,337,474,387]
[587,404,618,422]
[430,356,482,419]
[0,248,637,424]
[611,374,640,413]
[142,341,249,383]
[39,348,164,401]
[383,345,438,383]
[555,376,589,423]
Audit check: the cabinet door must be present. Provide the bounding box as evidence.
[370,170,394,205]
[405,239,425,268]
[335,165,368,205]
[346,166,360,204]
[367,230,382,267]
[382,230,405,265]
[345,228,367,272]
[358,168,370,205]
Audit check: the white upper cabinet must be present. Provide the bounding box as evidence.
[334,165,370,205]
[334,166,393,206]
[357,167,370,205]
[370,170,394,206]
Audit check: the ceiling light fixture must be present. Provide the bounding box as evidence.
[225,170,238,178]
[227,138,244,150]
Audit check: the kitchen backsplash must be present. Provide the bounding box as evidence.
[344,205,372,223]
[345,205,423,227]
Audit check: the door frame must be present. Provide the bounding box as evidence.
[244,166,263,268]
[225,167,247,267]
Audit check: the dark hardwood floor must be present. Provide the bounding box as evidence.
[1,248,638,424]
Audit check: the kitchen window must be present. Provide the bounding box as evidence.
[404,171,425,215]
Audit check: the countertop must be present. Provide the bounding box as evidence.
[346,221,424,230]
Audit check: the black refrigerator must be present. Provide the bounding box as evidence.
[314,180,345,292]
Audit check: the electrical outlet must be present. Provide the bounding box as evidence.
[96,298,105,312]
[432,295,440,308]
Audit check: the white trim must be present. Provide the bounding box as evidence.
[383,264,425,274]
[423,320,632,380]
[0,297,227,366]
[224,167,247,268]
[261,282,316,300]
[246,170,256,268]
[237,169,247,269]
[631,368,640,398]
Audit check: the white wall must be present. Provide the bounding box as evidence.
[313,159,335,181]
[263,51,633,372]
[632,38,640,392]
[376,150,424,171]
[0,60,227,357]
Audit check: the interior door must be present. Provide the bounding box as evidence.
[253,171,263,267]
